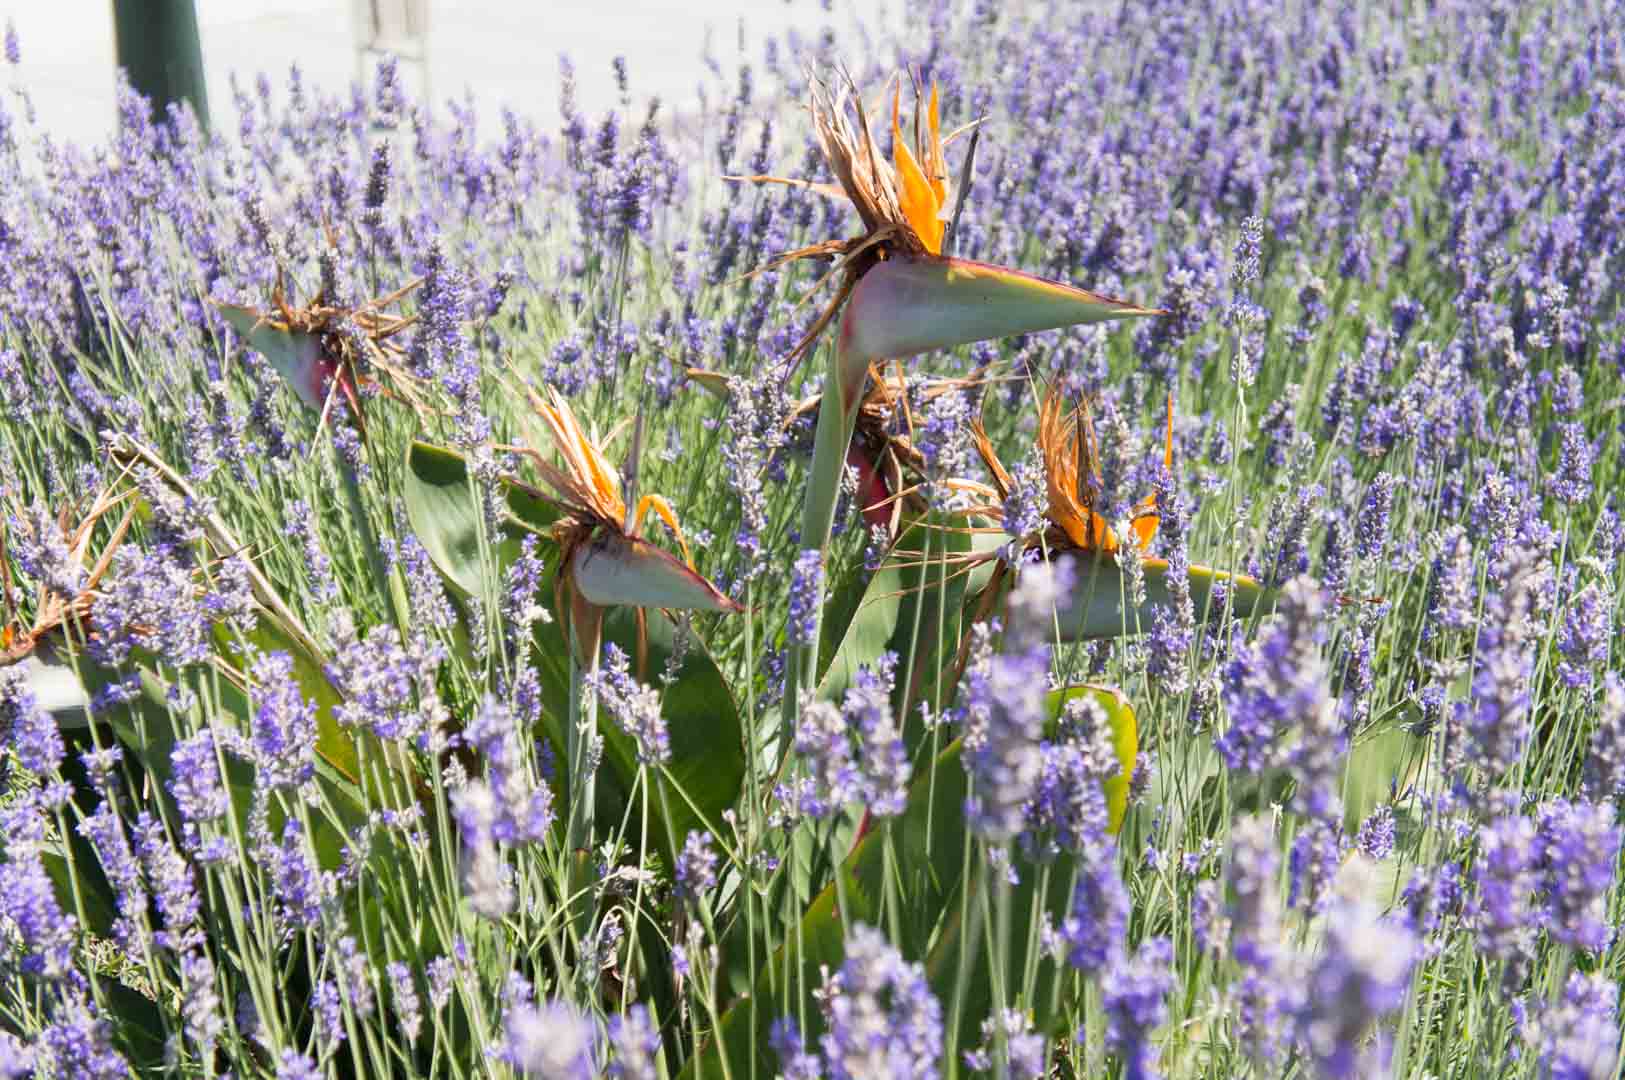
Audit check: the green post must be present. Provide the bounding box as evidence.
[112,0,209,130]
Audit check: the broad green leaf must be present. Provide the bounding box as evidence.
[1056,554,1276,640]
[816,521,986,755]
[686,684,1133,1079]
[1047,683,1138,834]
[404,440,744,858]
[1341,710,1428,834]
[402,440,560,598]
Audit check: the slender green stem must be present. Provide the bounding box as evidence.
[566,639,601,942]
[780,338,863,745]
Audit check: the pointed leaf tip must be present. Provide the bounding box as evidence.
[572,535,742,614]
[843,254,1161,363]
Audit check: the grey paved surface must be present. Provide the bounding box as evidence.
[3,1,873,147]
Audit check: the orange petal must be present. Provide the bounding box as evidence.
[892,88,944,254]
[925,82,948,208]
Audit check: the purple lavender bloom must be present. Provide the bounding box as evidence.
[363,141,392,226]
[244,652,317,791]
[1460,548,1551,804]
[327,615,445,745]
[817,924,943,1080]
[1555,582,1611,689]
[462,695,554,845]
[92,546,210,668]
[963,563,1074,842]
[1227,815,1285,1062]
[502,534,552,649]
[674,830,718,904]
[1537,972,1620,1080]
[793,654,908,818]
[131,812,201,951]
[3,19,18,64]
[1021,694,1118,860]
[388,962,423,1044]
[1354,805,1395,860]
[1190,880,1226,954]
[963,1009,1046,1079]
[451,780,515,919]
[7,503,85,600]
[1215,577,1330,781]
[589,644,669,767]
[498,999,601,1078]
[999,452,1046,563]
[1146,467,1194,694]
[1534,798,1620,953]
[1103,936,1174,1080]
[168,730,228,837]
[607,1004,660,1080]
[1474,814,1539,984]
[788,549,824,646]
[1060,842,1128,972]
[287,499,338,604]
[1355,473,1398,562]
[1584,673,1625,800]
[37,995,128,1080]
[312,979,345,1048]
[179,950,224,1053]
[769,1018,821,1080]
[264,817,329,932]
[1424,526,1477,638]
[1551,422,1592,505]
[915,388,973,505]
[0,800,78,978]
[78,799,148,953]
[1293,900,1417,1079]
[720,369,792,582]
[277,1050,322,1080]
[1287,819,1343,913]
[386,533,458,633]
[2,665,63,776]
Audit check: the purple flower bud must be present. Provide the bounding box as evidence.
[1061,842,1128,972]
[817,925,943,1080]
[674,831,718,904]
[788,549,824,646]
[2,666,62,776]
[1535,798,1620,953]
[499,999,600,1078]
[590,644,669,767]
[1103,937,1175,1080]
[1293,900,1417,1079]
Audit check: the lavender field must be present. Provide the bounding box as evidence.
[1,1,1622,1077]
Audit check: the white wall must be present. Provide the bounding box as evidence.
[1,0,878,147]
